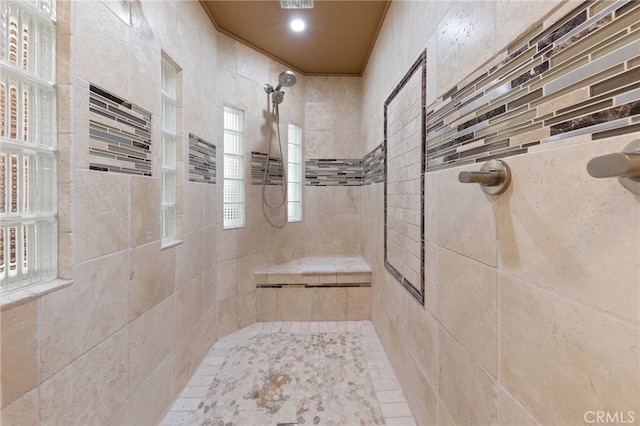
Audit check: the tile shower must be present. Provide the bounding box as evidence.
[0,1,638,426]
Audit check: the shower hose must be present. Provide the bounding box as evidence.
[261,102,288,228]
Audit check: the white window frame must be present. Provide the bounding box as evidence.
[287,123,302,222]
[161,56,177,246]
[223,106,245,229]
[0,0,57,293]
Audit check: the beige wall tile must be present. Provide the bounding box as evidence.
[346,287,371,320]
[406,302,438,384]
[129,296,176,393]
[130,241,176,321]
[201,305,218,352]
[331,186,362,215]
[437,398,457,426]
[500,273,640,425]
[217,259,237,302]
[495,0,564,53]
[40,328,128,426]
[499,139,640,323]
[256,288,278,322]
[0,300,38,408]
[103,401,128,426]
[183,184,204,234]
[333,215,361,245]
[405,361,438,426]
[129,34,161,114]
[74,170,129,263]
[436,164,498,267]
[130,176,162,247]
[304,215,333,245]
[439,327,497,425]
[202,225,217,270]
[312,288,347,321]
[237,290,257,329]
[498,386,540,426]
[424,172,438,245]
[424,242,438,315]
[175,230,204,289]
[202,265,218,311]
[438,326,469,426]
[278,288,313,321]
[176,275,204,338]
[436,2,496,98]
[127,353,175,426]
[74,1,131,94]
[216,228,237,261]
[237,253,268,294]
[216,296,238,339]
[236,222,269,257]
[437,249,498,376]
[174,321,206,395]
[41,251,129,380]
[0,389,37,426]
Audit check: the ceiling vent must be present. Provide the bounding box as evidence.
[280,0,313,9]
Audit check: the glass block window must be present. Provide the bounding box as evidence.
[161,57,177,245]
[0,1,57,292]
[287,124,302,222]
[223,106,245,229]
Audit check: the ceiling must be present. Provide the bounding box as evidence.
[200,0,391,76]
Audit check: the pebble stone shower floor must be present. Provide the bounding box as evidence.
[160,321,416,426]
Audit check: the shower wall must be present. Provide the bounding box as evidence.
[361,1,639,425]
[0,1,365,424]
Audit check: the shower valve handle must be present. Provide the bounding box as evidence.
[586,139,640,195]
[458,159,511,195]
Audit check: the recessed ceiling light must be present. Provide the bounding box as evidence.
[290,18,306,32]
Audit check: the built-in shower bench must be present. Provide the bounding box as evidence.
[254,257,372,321]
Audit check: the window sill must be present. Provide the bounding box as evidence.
[1,278,74,311]
[161,239,184,250]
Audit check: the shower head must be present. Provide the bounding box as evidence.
[275,70,297,90]
[271,90,285,105]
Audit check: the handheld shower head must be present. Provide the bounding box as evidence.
[275,70,297,90]
[271,90,285,105]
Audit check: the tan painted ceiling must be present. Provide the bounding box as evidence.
[200,0,391,76]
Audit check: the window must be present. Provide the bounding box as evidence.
[287,124,302,222]
[223,106,244,229]
[0,1,57,292]
[161,57,177,245]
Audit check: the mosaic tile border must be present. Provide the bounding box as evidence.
[384,50,426,305]
[88,85,152,176]
[426,0,640,171]
[188,133,216,184]
[251,151,284,185]
[256,283,371,288]
[363,142,385,185]
[305,158,363,186]
[251,145,384,188]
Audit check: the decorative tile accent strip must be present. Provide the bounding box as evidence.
[305,158,363,186]
[426,0,640,171]
[256,283,371,288]
[384,50,426,306]
[188,133,216,184]
[363,142,385,185]
[88,85,152,176]
[251,151,284,185]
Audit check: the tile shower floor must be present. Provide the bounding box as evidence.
[161,321,416,426]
